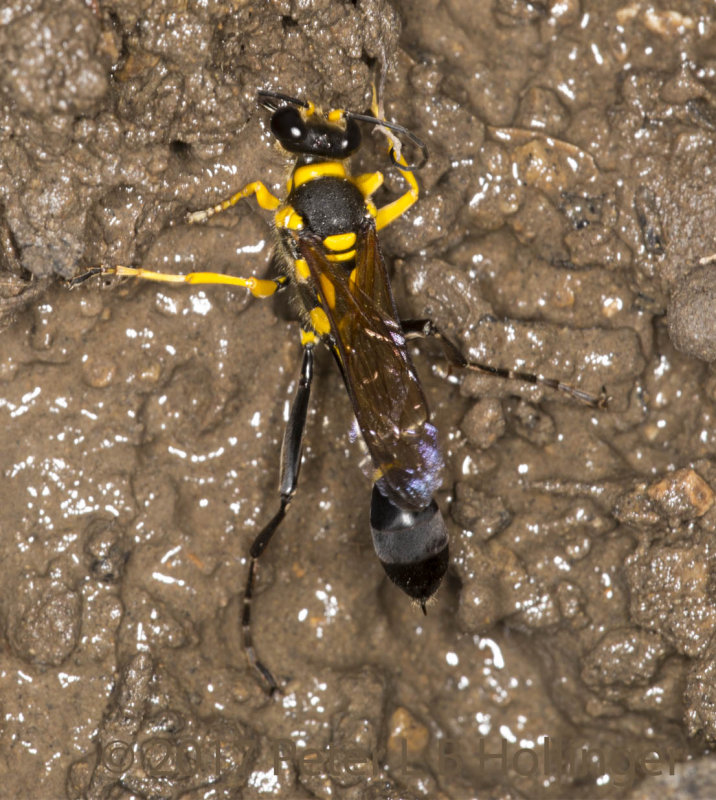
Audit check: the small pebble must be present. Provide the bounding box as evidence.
[647,467,715,521]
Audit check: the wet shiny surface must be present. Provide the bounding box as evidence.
[2,0,716,797]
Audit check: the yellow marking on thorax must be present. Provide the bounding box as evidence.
[295,258,310,282]
[310,306,331,336]
[325,250,356,263]
[292,161,347,190]
[323,232,357,262]
[319,274,336,309]
[323,232,356,251]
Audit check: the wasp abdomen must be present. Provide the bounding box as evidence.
[369,485,449,608]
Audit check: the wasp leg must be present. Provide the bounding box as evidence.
[401,318,608,408]
[367,87,420,232]
[68,264,290,299]
[67,266,105,287]
[373,151,419,232]
[186,180,281,224]
[242,340,315,695]
[353,170,384,199]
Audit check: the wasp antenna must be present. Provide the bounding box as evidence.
[386,122,429,171]
[257,89,310,112]
[345,112,428,171]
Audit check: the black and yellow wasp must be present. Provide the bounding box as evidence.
[74,89,603,693]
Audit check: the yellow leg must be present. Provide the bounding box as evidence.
[300,327,319,347]
[368,86,420,231]
[373,159,419,231]
[73,265,288,299]
[353,171,384,198]
[186,181,281,224]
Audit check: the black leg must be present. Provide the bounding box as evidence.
[242,342,314,694]
[401,318,607,408]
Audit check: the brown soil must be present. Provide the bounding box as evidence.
[1,0,716,798]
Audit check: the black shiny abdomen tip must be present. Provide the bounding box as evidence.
[379,544,449,604]
[370,484,450,603]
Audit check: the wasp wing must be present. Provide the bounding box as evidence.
[293,223,442,511]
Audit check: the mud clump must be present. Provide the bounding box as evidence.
[6,575,81,667]
[668,264,716,362]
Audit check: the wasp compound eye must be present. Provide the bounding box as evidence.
[271,106,307,148]
[370,485,449,605]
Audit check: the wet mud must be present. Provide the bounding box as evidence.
[1,0,716,798]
